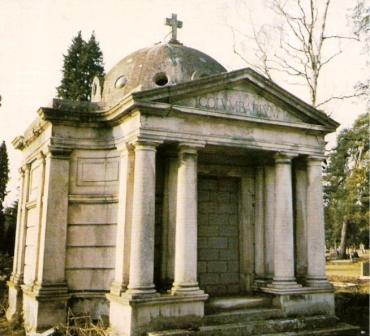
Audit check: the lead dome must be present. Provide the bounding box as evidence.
[97,42,227,105]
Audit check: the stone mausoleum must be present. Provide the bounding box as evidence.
[7,14,356,336]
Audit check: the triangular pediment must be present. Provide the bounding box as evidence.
[172,83,303,124]
[130,68,339,131]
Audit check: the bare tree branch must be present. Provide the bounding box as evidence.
[323,35,360,41]
[230,0,361,109]
[316,92,366,108]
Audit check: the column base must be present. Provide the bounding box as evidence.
[171,282,205,296]
[268,278,302,290]
[110,281,127,296]
[124,285,159,299]
[21,282,70,335]
[305,278,333,289]
[6,277,23,322]
[253,277,271,289]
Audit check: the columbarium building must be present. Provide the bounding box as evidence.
[8,14,353,336]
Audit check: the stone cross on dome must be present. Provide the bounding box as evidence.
[165,13,183,44]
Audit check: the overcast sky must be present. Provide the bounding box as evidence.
[0,0,367,206]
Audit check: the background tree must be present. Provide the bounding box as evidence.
[2,202,18,255]
[0,141,9,251]
[352,0,370,99]
[57,31,105,101]
[231,0,362,108]
[324,113,369,258]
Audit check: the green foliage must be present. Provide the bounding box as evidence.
[0,141,9,253]
[353,0,370,44]
[0,141,9,205]
[353,1,370,100]
[2,202,17,255]
[57,31,105,101]
[324,113,369,248]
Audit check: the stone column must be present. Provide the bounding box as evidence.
[110,144,134,296]
[306,156,331,288]
[254,167,265,284]
[33,148,70,286]
[6,164,30,321]
[126,142,158,297]
[294,162,308,281]
[264,165,275,281]
[161,157,178,285]
[171,145,203,295]
[22,147,71,333]
[271,153,300,289]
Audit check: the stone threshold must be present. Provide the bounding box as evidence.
[106,292,209,306]
[260,286,334,295]
[205,295,272,314]
[147,315,359,336]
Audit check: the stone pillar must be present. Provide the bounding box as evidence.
[22,147,71,333]
[6,164,30,321]
[125,142,158,297]
[171,145,203,295]
[254,167,265,284]
[264,165,275,281]
[294,162,308,281]
[110,144,134,296]
[161,157,178,285]
[305,156,331,288]
[270,153,300,289]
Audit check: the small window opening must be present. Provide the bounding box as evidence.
[115,76,127,89]
[153,72,168,86]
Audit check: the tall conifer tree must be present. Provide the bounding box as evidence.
[0,141,9,249]
[57,31,105,101]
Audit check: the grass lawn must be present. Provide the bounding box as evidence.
[326,255,369,334]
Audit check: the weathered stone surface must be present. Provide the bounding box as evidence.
[8,15,341,335]
[197,177,240,295]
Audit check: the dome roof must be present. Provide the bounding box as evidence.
[100,42,226,104]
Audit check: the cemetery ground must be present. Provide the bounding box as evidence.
[326,252,370,335]
[0,252,368,335]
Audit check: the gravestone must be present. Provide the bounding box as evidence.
[360,261,370,279]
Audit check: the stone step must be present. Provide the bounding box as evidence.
[197,315,339,336]
[258,322,360,336]
[204,307,283,325]
[148,315,346,336]
[205,295,272,314]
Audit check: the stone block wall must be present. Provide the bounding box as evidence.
[65,150,119,295]
[197,176,240,295]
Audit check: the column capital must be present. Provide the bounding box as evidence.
[19,165,28,176]
[273,152,297,163]
[116,142,134,154]
[178,142,205,156]
[306,155,325,165]
[129,137,163,149]
[131,140,161,151]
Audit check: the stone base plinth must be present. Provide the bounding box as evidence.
[261,286,335,316]
[107,292,208,336]
[6,280,23,322]
[69,292,110,319]
[22,283,70,335]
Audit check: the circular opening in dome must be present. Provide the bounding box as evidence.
[115,76,127,89]
[153,72,168,86]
